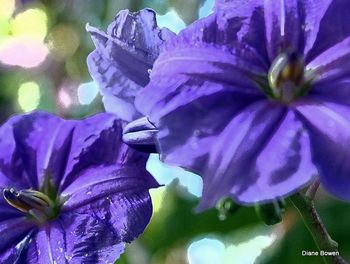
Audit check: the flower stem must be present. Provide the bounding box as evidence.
[289,193,347,264]
[305,179,321,200]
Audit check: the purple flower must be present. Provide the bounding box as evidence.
[0,111,158,263]
[87,9,174,122]
[134,0,350,210]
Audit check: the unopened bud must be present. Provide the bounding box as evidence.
[255,200,285,226]
[123,116,158,153]
[216,197,240,221]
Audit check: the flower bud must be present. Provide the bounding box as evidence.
[255,200,285,226]
[216,197,240,221]
[123,116,158,153]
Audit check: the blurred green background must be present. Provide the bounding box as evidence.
[0,0,349,263]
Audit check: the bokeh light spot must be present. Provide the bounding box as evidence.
[77,81,99,105]
[0,0,15,20]
[0,8,48,68]
[58,88,72,108]
[156,9,186,34]
[0,37,48,67]
[199,0,214,18]
[18,81,41,112]
[188,238,225,264]
[224,233,277,263]
[188,229,277,264]
[10,8,47,38]
[47,24,80,59]
[147,154,203,197]
[150,187,166,214]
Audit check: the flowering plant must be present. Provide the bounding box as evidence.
[1,0,350,263]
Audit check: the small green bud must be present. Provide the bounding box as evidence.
[216,197,240,221]
[255,200,284,226]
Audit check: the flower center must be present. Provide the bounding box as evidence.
[266,51,311,103]
[3,188,60,224]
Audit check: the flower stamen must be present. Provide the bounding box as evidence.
[268,51,306,103]
[3,188,58,223]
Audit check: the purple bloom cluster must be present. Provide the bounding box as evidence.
[88,0,350,211]
[0,112,158,263]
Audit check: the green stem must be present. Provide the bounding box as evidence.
[305,179,321,200]
[289,193,347,264]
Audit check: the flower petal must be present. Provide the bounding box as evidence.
[197,101,316,209]
[21,224,67,264]
[213,0,270,66]
[57,138,157,262]
[264,0,334,61]
[215,0,334,62]
[147,12,269,90]
[263,0,303,59]
[309,78,350,106]
[295,100,350,201]
[136,75,263,123]
[87,51,141,121]
[0,112,66,190]
[60,213,126,263]
[307,36,350,85]
[61,162,158,210]
[38,169,156,263]
[136,4,272,114]
[12,155,156,264]
[0,217,34,263]
[57,113,127,191]
[19,219,121,264]
[146,86,262,174]
[21,220,122,264]
[87,9,174,121]
[305,0,350,62]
